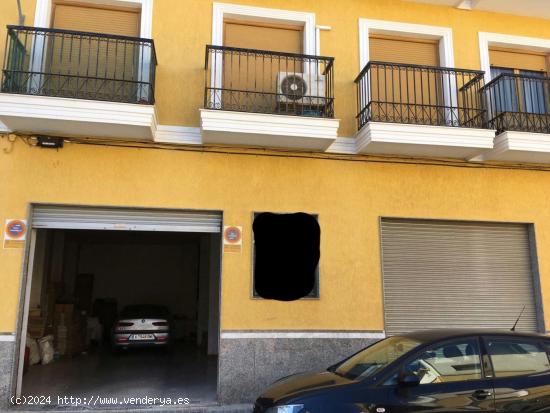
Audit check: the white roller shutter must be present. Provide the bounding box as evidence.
[31,205,222,233]
[380,218,540,335]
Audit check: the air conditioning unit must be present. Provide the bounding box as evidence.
[276,72,326,106]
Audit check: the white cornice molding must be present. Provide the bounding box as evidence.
[0,121,11,133]
[0,94,155,126]
[155,126,202,145]
[212,2,316,55]
[356,122,495,158]
[200,109,339,151]
[475,131,550,162]
[358,18,454,71]
[0,94,156,140]
[479,32,550,84]
[200,109,339,140]
[325,137,357,154]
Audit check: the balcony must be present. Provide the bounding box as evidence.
[480,73,550,163]
[0,26,157,140]
[200,45,339,150]
[354,61,495,158]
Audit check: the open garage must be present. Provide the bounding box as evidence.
[18,205,222,407]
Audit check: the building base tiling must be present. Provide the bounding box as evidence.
[218,334,379,404]
[1,339,16,411]
[0,335,380,410]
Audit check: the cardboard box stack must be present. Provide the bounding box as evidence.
[54,304,86,356]
[27,308,47,339]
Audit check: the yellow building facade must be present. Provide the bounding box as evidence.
[1,0,550,408]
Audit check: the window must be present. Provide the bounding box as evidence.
[335,336,422,381]
[490,67,547,115]
[486,338,550,378]
[252,212,320,299]
[393,338,483,385]
[489,48,549,116]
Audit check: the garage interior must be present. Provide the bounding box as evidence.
[20,207,222,406]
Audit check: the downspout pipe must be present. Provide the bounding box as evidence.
[16,0,25,25]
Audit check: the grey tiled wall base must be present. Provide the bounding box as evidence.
[0,339,15,411]
[218,334,380,404]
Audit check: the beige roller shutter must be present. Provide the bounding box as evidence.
[380,218,540,336]
[222,20,304,112]
[224,20,303,53]
[489,48,548,72]
[369,34,439,66]
[48,2,141,101]
[52,3,140,37]
[369,35,441,124]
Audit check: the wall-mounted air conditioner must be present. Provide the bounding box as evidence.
[276,72,326,106]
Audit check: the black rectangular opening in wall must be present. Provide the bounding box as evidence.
[251,212,320,299]
[17,205,223,408]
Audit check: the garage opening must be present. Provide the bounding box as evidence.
[380,218,543,336]
[18,206,222,407]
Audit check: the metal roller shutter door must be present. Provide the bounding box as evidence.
[31,205,222,233]
[380,218,539,335]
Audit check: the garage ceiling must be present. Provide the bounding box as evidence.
[403,0,550,20]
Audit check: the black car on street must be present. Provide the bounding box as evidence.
[254,329,550,413]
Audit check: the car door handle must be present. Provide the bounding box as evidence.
[472,390,493,399]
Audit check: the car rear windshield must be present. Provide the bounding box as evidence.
[120,305,170,318]
[335,336,422,380]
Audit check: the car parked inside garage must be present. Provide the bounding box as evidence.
[112,305,173,350]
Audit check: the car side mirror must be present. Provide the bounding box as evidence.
[398,371,420,387]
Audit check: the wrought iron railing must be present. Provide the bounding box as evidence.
[481,73,550,134]
[204,45,334,117]
[355,61,486,130]
[1,25,157,104]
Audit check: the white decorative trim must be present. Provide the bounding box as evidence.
[357,19,456,123]
[0,334,16,342]
[0,121,11,133]
[476,131,550,162]
[155,126,202,145]
[356,122,495,158]
[212,2,316,54]
[221,331,386,339]
[358,18,455,71]
[200,109,339,150]
[0,94,157,139]
[479,32,550,84]
[211,3,317,99]
[34,0,153,38]
[325,137,357,154]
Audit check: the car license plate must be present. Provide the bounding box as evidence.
[129,334,154,341]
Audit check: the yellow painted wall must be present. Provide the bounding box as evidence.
[1,139,550,333]
[3,0,550,136]
[2,1,550,333]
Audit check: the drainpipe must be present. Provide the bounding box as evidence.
[16,0,25,25]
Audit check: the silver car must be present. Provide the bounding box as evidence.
[112,305,172,350]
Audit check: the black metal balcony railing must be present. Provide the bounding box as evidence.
[482,73,550,134]
[1,26,157,104]
[355,61,486,130]
[204,45,334,118]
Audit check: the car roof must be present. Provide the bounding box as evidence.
[398,328,548,343]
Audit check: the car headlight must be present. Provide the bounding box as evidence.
[265,405,304,413]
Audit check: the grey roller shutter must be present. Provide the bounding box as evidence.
[31,205,222,233]
[380,218,540,335]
